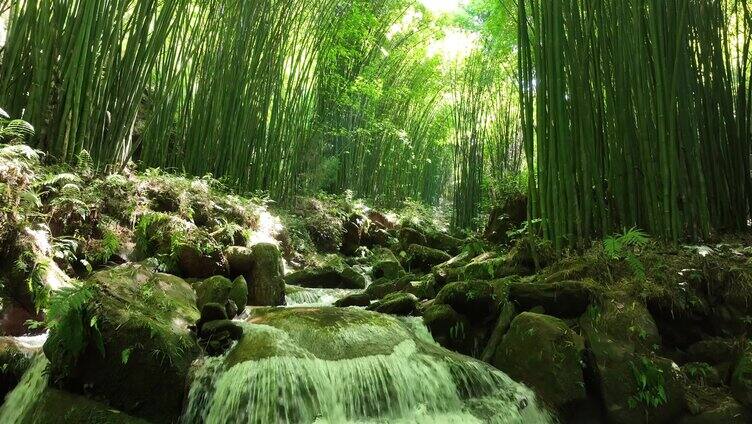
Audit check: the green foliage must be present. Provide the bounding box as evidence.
[604,228,649,280]
[44,283,104,379]
[628,357,668,409]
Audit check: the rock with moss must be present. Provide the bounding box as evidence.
[509,280,597,318]
[364,273,415,299]
[194,275,248,315]
[580,296,684,424]
[370,247,405,280]
[225,246,254,276]
[398,227,427,248]
[492,312,586,410]
[0,338,31,399]
[404,244,451,272]
[731,348,752,407]
[434,280,499,323]
[368,292,418,316]
[247,243,285,306]
[425,231,464,255]
[679,397,752,424]
[335,292,372,307]
[10,387,152,424]
[421,303,488,356]
[135,213,227,278]
[42,263,200,423]
[341,214,365,256]
[285,256,366,290]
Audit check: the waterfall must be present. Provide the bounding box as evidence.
[184,307,553,424]
[0,355,48,423]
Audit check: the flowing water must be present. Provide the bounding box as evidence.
[184,306,553,424]
[285,286,360,306]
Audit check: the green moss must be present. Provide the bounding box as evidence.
[20,388,151,424]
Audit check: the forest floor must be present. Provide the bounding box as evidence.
[1,142,752,423]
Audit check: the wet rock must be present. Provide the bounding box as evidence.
[434,280,499,323]
[286,256,366,290]
[0,338,31,399]
[334,292,372,308]
[200,319,244,356]
[480,302,516,363]
[43,263,200,423]
[421,303,488,356]
[509,280,596,318]
[368,292,418,316]
[247,243,285,306]
[403,275,436,300]
[370,247,405,280]
[404,244,451,272]
[492,312,586,410]
[580,296,684,424]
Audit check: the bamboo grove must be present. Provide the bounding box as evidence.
[518,0,752,248]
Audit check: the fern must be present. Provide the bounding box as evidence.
[604,227,649,280]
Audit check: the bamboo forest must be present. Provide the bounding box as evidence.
[1,0,752,422]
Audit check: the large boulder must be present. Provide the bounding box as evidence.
[340,214,365,256]
[404,244,452,272]
[247,243,285,306]
[364,273,416,299]
[425,232,464,255]
[484,195,528,244]
[580,296,685,424]
[285,256,366,290]
[509,280,596,318]
[225,246,254,276]
[492,312,586,410]
[43,263,200,423]
[422,303,488,357]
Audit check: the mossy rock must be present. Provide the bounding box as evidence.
[285,256,366,290]
[247,243,285,306]
[442,256,524,284]
[225,246,254,277]
[679,396,752,424]
[580,296,684,424]
[16,388,151,424]
[370,247,405,279]
[398,227,427,248]
[422,303,487,357]
[43,263,200,423]
[492,312,586,410]
[364,273,415,299]
[509,280,597,318]
[334,292,372,307]
[731,348,752,408]
[434,280,499,323]
[0,338,31,399]
[404,244,452,272]
[367,292,418,316]
[425,231,464,255]
[195,275,248,313]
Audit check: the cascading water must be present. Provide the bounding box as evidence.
[184,307,553,423]
[285,286,360,306]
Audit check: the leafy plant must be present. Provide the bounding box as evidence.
[628,357,668,409]
[604,227,649,280]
